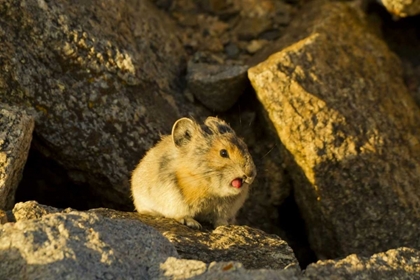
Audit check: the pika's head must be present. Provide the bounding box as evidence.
[171,116,256,197]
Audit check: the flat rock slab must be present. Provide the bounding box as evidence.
[0,210,179,280]
[248,2,420,259]
[0,104,34,210]
[0,0,207,209]
[9,201,299,270]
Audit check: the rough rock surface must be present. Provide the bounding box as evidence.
[153,0,296,65]
[0,104,34,210]
[380,0,420,17]
[304,247,420,279]
[248,2,420,259]
[0,0,207,210]
[0,211,179,280]
[9,201,299,270]
[85,209,299,270]
[186,62,248,112]
[151,258,303,280]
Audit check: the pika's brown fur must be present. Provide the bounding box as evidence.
[131,116,256,229]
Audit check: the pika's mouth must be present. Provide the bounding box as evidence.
[231,178,243,189]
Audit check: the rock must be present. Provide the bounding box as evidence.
[152,258,303,280]
[0,210,179,280]
[0,0,207,210]
[91,209,300,270]
[12,200,64,221]
[304,247,420,279]
[246,40,269,54]
[187,62,249,112]
[0,209,7,224]
[0,104,34,210]
[225,43,241,59]
[235,17,273,41]
[380,0,420,17]
[9,201,299,270]
[248,2,420,259]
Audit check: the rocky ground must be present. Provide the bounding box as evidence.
[1,0,420,279]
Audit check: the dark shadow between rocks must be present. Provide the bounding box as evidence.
[366,2,420,107]
[15,135,135,212]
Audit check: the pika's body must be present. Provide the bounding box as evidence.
[131,117,256,229]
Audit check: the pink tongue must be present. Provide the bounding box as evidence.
[231,178,243,189]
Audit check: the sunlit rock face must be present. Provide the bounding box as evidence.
[248,1,420,260]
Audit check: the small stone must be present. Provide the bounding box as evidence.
[259,29,281,40]
[246,40,269,54]
[225,43,241,59]
[235,17,273,40]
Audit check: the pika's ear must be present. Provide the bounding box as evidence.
[172,118,196,147]
[205,116,233,134]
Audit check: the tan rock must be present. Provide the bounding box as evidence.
[305,247,420,279]
[380,0,420,17]
[248,2,420,259]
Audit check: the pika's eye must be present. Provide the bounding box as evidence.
[220,149,229,158]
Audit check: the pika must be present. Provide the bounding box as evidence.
[131,116,256,229]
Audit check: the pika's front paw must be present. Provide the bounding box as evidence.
[176,217,202,229]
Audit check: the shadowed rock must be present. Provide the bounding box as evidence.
[0,104,34,210]
[0,0,207,210]
[187,62,249,112]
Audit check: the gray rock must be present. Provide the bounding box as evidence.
[187,62,249,112]
[0,0,207,210]
[9,201,299,270]
[248,2,420,259]
[0,104,34,210]
[153,258,304,280]
[0,210,178,280]
[380,0,420,17]
[304,247,420,279]
[91,209,300,270]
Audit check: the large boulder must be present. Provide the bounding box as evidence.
[8,201,299,270]
[0,0,206,209]
[248,2,420,259]
[0,104,34,210]
[2,201,302,279]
